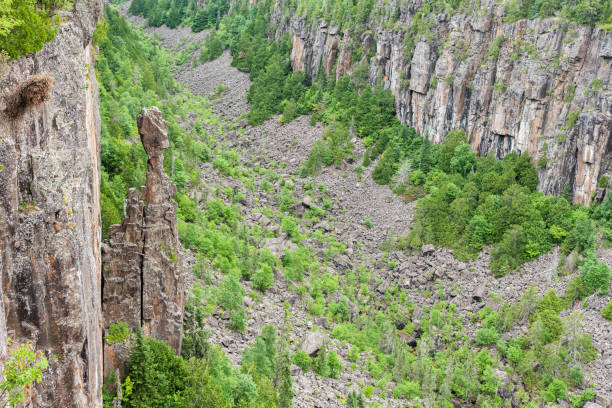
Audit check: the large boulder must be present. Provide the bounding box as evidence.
[301,330,326,356]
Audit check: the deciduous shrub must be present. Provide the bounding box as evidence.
[543,378,568,403]
[392,381,420,399]
[0,339,49,407]
[563,217,595,255]
[475,327,500,345]
[292,350,312,371]
[450,143,476,176]
[253,264,274,292]
[105,322,131,345]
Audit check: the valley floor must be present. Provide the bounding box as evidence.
[115,4,612,405]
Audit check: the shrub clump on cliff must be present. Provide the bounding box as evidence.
[0,0,70,59]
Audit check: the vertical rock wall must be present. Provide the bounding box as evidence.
[271,0,611,204]
[0,1,103,406]
[102,107,185,372]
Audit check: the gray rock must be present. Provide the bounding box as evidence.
[421,244,435,256]
[290,364,301,376]
[583,403,605,408]
[264,236,298,258]
[301,330,326,356]
[473,285,486,303]
[302,195,314,208]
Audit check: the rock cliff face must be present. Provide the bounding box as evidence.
[102,107,185,365]
[271,0,611,204]
[0,1,103,406]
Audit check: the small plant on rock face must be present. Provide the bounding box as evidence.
[0,339,49,408]
[105,322,131,345]
[363,218,372,229]
[8,74,55,118]
[215,82,228,96]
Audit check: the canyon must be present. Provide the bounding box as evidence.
[0,0,611,406]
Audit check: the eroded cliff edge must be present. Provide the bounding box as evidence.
[0,0,103,406]
[270,0,612,204]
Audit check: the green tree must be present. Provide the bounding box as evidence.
[450,143,476,176]
[0,0,60,58]
[141,65,157,92]
[242,325,277,378]
[419,137,434,173]
[490,225,528,277]
[176,359,232,408]
[464,215,491,254]
[276,305,294,408]
[0,1,18,36]
[439,130,467,173]
[200,31,223,62]
[181,298,209,360]
[372,142,400,184]
[580,256,611,295]
[563,217,595,254]
[253,264,274,291]
[126,329,187,407]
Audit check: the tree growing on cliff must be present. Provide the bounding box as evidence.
[0,0,61,58]
[0,339,49,408]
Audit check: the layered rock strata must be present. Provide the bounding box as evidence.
[271,0,612,204]
[0,1,103,406]
[102,107,185,373]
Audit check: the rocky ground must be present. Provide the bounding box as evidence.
[115,4,612,406]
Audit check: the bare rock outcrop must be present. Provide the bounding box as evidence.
[271,0,611,204]
[0,1,103,406]
[102,107,185,375]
